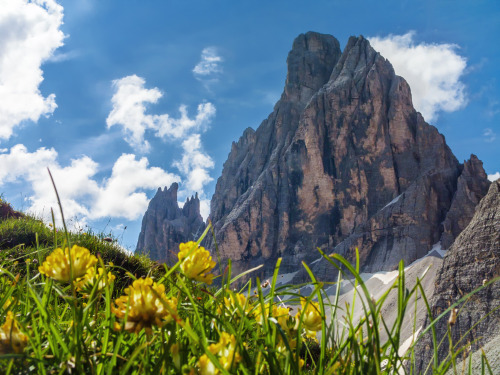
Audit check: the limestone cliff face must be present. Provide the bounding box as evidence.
[136,183,205,264]
[208,32,490,275]
[413,179,500,373]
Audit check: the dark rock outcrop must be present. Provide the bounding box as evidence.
[413,179,500,373]
[440,154,491,249]
[136,183,205,264]
[208,32,490,277]
[0,199,24,221]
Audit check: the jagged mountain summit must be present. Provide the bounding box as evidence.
[136,183,205,263]
[136,32,490,276]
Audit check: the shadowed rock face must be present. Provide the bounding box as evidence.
[136,183,205,264]
[207,32,490,277]
[413,179,500,373]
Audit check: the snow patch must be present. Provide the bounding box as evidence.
[310,257,322,265]
[275,271,299,286]
[382,194,402,210]
[359,270,400,285]
[399,326,422,356]
[427,241,447,258]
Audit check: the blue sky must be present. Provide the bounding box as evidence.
[0,0,499,251]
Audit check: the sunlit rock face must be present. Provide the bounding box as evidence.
[136,183,205,264]
[207,32,489,277]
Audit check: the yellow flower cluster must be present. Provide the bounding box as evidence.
[112,277,178,335]
[38,245,97,282]
[253,298,322,351]
[217,291,251,318]
[0,311,28,354]
[178,242,216,284]
[254,304,298,350]
[296,298,322,338]
[198,332,241,375]
[74,266,115,295]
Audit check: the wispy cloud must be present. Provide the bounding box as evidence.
[485,99,500,119]
[488,172,500,182]
[106,75,216,218]
[369,31,467,122]
[193,47,223,77]
[47,49,80,63]
[483,128,496,143]
[0,144,179,224]
[0,0,65,141]
[192,47,224,92]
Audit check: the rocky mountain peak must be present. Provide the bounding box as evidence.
[137,32,490,280]
[328,35,384,87]
[284,32,341,104]
[136,183,205,264]
[204,32,490,278]
[463,153,488,178]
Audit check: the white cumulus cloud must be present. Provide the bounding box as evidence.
[106,75,161,152]
[173,134,215,194]
[0,0,65,140]
[156,102,216,139]
[106,75,216,152]
[0,144,179,224]
[91,154,179,220]
[369,31,467,122]
[106,75,216,219]
[193,47,223,77]
[488,172,500,182]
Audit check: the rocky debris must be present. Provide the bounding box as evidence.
[136,183,205,264]
[413,179,500,373]
[208,32,490,277]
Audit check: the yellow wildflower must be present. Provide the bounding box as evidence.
[295,298,322,338]
[178,242,216,284]
[197,332,241,375]
[254,303,272,326]
[75,267,115,295]
[217,291,251,318]
[112,277,178,335]
[254,304,297,350]
[0,312,28,354]
[274,305,297,350]
[38,245,97,282]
